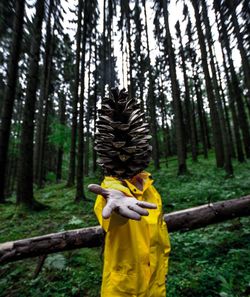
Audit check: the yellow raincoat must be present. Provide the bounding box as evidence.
[94,171,171,297]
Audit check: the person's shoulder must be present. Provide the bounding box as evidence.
[103,175,119,182]
[138,171,153,180]
[102,175,123,186]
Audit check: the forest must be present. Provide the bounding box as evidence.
[0,0,250,296]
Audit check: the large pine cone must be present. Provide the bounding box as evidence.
[95,87,152,178]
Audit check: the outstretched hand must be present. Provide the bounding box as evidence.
[88,184,157,221]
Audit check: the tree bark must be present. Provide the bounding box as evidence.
[16,0,45,208]
[142,0,160,170]
[195,77,208,158]
[125,0,134,99]
[220,45,245,163]
[0,195,249,265]
[214,1,250,159]
[0,0,25,203]
[186,18,208,159]
[164,195,250,232]
[107,0,112,87]
[56,92,66,182]
[101,0,107,98]
[191,0,224,168]
[84,44,92,177]
[135,0,145,113]
[162,1,187,175]
[201,0,233,176]
[228,0,250,103]
[75,1,87,202]
[176,21,197,162]
[215,56,236,159]
[67,0,83,187]
[158,73,169,165]
[34,0,54,187]
[92,27,98,173]
[5,87,23,196]
[37,23,55,188]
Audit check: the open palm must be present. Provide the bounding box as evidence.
[88,184,157,220]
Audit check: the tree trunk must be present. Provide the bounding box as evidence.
[194,76,208,158]
[214,54,236,159]
[201,0,233,176]
[1,195,249,264]
[45,98,57,176]
[101,0,107,97]
[167,124,172,157]
[126,0,134,98]
[215,1,250,159]
[92,27,98,173]
[191,0,224,168]
[5,86,21,196]
[16,0,45,208]
[164,195,250,232]
[84,45,92,177]
[228,0,250,103]
[159,92,169,166]
[162,1,187,175]
[219,42,245,162]
[142,0,160,169]
[176,21,197,162]
[148,73,160,169]
[107,0,112,87]
[127,27,134,98]
[36,2,55,188]
[186,18,208,159]
[134,0,145,114]
[75,2,87,202]
[56,92,66,182]
[34,0,53,184]
[0,0,25,203]
[67,0,83,187]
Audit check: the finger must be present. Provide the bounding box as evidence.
[88,184,109,197]
[102,202,115,219]
[118,206,141,221]
[128,204,149,216]
[136,201,157,209]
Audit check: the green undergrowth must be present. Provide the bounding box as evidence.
[0,153,250,296]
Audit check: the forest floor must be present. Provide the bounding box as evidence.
[0,153,250,297]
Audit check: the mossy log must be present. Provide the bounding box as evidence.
[0,195,249,265]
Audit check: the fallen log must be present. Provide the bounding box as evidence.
[164,195,250,232]
[0,195,249,265]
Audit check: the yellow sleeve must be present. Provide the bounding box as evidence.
[94,176,133,232]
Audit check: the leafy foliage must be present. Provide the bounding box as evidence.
[45,254,66,271]
[48,119,71,153]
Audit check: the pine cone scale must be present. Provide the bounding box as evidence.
[95,87,152,178]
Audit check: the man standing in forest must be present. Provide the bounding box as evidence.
[88,88,171,297]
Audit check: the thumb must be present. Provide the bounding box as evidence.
[88,184,109,198]
[102,201,115,219]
